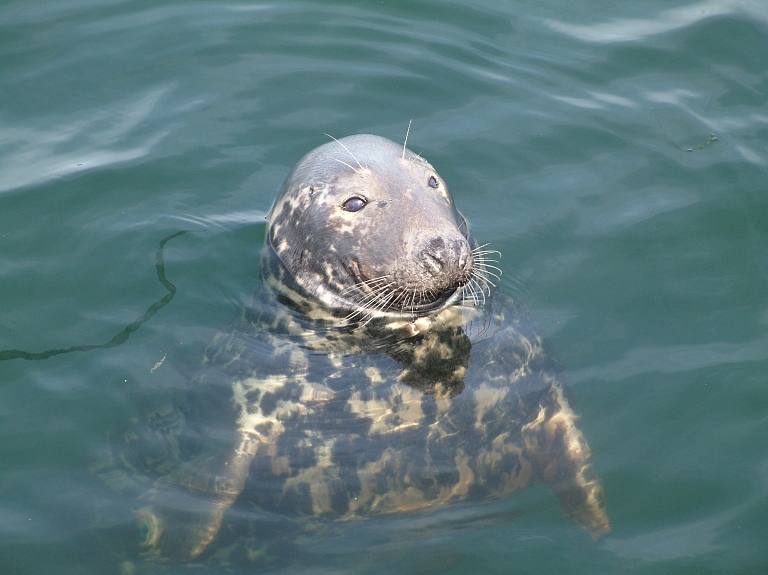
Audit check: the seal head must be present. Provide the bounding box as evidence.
[266,134,474,320]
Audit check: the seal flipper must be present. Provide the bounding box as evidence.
[137,433,260,561]
[136,363,302,562]
[521,382,610,539]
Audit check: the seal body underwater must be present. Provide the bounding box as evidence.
[105,134,610,562]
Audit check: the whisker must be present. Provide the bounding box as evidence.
[479,269,501,282]
[476,263,503,275]
[324,133,365,170]
[402,119,412,160]
[475,272,498,289]
[473,259,502,267]
[359,290,399,328]
[459,283,474,304]
[339,275,391,295]
[344,283,398,318]
[341,280,392,299]
[473,276,489,302]
[472,244,502,258]
[343,284,387,319]
[332,157,362,175]
[355,282,398,313]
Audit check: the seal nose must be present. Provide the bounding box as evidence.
[419,236,473,287]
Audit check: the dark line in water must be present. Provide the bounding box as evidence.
[0,230,187,362]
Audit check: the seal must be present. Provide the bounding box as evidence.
[104,135,610,563]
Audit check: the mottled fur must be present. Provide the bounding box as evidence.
[105,135,609,562]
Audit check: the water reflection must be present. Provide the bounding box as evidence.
[0,88,169,193]
[543,1,768,44]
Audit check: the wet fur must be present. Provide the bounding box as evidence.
[104,135,610,562]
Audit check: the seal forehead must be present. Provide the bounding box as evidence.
[269,135,455,239]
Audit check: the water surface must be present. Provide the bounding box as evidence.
[1,1,767,573]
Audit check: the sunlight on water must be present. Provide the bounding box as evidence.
[543,0,768,43]
[0,88,170,193]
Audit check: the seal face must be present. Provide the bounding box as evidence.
[102,135,610,563]
[266,134,475,318]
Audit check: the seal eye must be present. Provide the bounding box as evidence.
[428,175,439,189]
[342,196,366,212]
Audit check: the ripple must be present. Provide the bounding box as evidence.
[543,0,768,44]
[571,334,768,383]
[0,87,170,194]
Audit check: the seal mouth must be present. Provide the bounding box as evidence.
[344,259,461,319]
[404,287,459,313]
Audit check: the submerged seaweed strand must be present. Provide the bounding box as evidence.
[0,230,187,362]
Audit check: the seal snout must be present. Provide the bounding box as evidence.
[419,236,474,289]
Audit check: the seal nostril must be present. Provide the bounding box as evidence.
[420,237,449,273]
[428,237,445,251]
[422,251,445,274]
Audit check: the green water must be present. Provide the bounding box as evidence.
[1,1,767,573]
